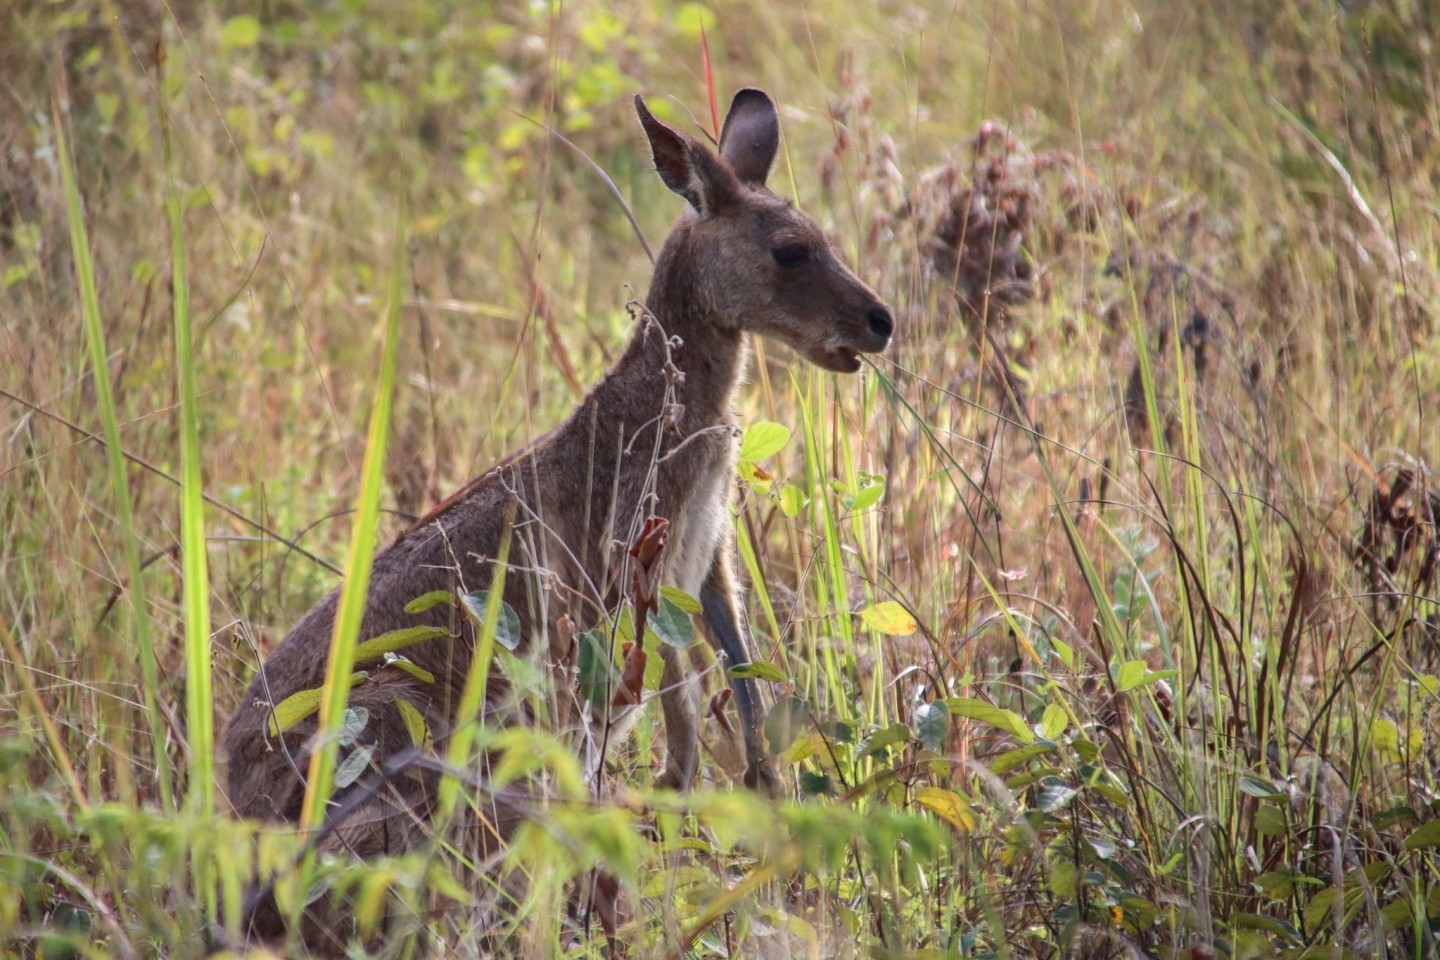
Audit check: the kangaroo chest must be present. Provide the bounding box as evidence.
[661,433,737,597]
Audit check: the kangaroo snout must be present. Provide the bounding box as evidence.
[820,297,893,372]
[866,303,895,344]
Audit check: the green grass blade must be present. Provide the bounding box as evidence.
[298,221,406,837]
[163,108,214,821]
[54,95,173,813]
[437,524,512,821]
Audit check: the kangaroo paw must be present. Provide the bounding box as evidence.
[743,757,785,799]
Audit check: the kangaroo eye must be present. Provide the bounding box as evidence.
[772,243,810,268]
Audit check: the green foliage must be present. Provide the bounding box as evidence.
[5,0,1440,955]
[460,588,522,651]
[295,222,407,854]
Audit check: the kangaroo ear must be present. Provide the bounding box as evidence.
[635,95,740,217]
[718,88,779,186]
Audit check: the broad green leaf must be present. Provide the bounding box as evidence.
[849,483,885,511]
[1087,835,1117,860]
[265,672,366,736]
[1092,782,1132,806]
[946,697,1034,743]
[1113,659,1147,692]
[858,722,913,758]
[1255,805,1288,835]
[1402,818,1440,851]
[913,701,950,750]
[382,653,435,685]
[1378,900,1416,932]
[1232,913,1300,941]
[1238,774,1287,800]
[648,594,695,648]
[738,421,791,461]
[1254,870,1297,899]
[338,706,369,747]
[987,742,1056,775]
[640,621,665,691]
[859,601,917,636]
[1302,889,1336,931]
[658,585,702,615]
[764,696,810,755]
[334,742,376,789]
[461,590,522,651]
[1301,873,1388,932]
[914,785,973,831]
[1006,766,1063,792]
[784,733,821,764]
[1120,895,1159,932]
[396,699,429,750]
[269,688,324,736]
[577,629,613,708]
[1035,782,1078,812]
[1048,859,1076,897]
[778,484,805,517]
[404,590,455,614]
[353,625,449,662]
[728,661,786,682]
[1371,806,1416,830]
[799,771,835,796]
[1040,703,1068,740]
[1111,657,1178,693]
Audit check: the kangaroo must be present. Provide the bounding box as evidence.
[223,88,892,945]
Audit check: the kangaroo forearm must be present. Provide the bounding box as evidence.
[699,569,764,746]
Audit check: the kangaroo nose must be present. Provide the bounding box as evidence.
[866,305,894,341]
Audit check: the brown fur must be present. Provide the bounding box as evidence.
[222,89,892,945]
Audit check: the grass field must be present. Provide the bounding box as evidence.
[3,1,1439,957]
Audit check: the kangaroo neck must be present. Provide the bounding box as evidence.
[605,252,747,433]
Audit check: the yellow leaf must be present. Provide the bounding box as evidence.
[1372,717,1400,758]
[914,785,974,831]
[783,732,823,765]
[859,601,917,636]
[1049,859,1076,897]
[218,15,261,51]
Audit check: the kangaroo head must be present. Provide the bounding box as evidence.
[635,89,893,373]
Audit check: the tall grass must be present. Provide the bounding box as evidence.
[2,1,1438,956]
[298,223,407,839]
[161,78,214,823]
[54,93,171,813]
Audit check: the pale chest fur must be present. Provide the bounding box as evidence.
[662,430,738,596]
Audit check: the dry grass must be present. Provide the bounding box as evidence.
[2,1,1438,956]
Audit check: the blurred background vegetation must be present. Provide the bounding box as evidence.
[2,0,1438,956]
